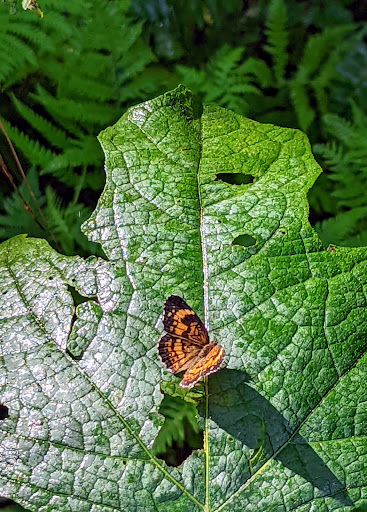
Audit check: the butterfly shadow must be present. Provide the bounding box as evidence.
[206,369,353,508]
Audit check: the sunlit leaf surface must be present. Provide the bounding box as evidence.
[1,87,367,511]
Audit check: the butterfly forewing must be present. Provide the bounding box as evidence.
[163,295,209,346]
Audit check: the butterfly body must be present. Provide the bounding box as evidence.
[158,295,225,388]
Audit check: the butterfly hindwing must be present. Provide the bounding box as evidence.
[180,344,225,388]
[163,295,209,346]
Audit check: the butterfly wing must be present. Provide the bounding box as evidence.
[180,343,225,388]
[162,295,209,346]
[158,334,201,374]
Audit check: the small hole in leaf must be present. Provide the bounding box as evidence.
[67,285,91,307]
[232,234,256,247]
[279,229,287,235]
[48,276,54,281]
[0,404,9,420]
[215,173,254,185]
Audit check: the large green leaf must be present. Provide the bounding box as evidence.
[1,86,367,511]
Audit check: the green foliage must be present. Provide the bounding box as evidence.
[313,101,367,247]
[289,24,354,132]
[0,167,101,256]
[264,0,288,84]
[176,0,355,135]
[152,395,201,466]
[1,88,367,511]
[0,0,160,189]
[177,45,272,113]
[315,208,367,248]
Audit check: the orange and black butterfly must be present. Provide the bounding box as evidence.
[158,295,225,388]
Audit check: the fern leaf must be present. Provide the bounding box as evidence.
[322,112,365,148]
[296,25,353,81]
[0,118,57,168]
[44,63,114,102]
[289,81,315,131]
[175,65,207,91]
[44,187,100,256]
[0,168,45,240]
[0,35,36,85]
[32,85,118,126]
[11,94,70,149]
[315,207,367,248]
[238,58,272,88]
[265,0,288,84]
[152,395,200,459]
[6,20,54,50]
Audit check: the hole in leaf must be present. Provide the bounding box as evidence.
[67,285,93,307]
[232,234,256,247]
[0,404,9,420]
[215,173,254,185]
[152,394,203,467]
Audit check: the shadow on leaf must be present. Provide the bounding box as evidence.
[207,369,352,507]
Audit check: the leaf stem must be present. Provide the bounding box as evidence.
[204,376,210,512]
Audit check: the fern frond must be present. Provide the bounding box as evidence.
[11,94,70,149]
[265,0,288,84]
[289,81,315,132]
[175,65,207,91]
[0,36,36,85]
[322,111,365,148]
[45,63,114,102]
[296,25,353,81]
[0,167,45,240]
[177,45,267,114]
[0,118,57,168]
[1,0,156,192]
[315,207,367,248]
[44,187,101,256]
[152,395,200,458]
[32,86,118,126]
[119,39,156,81]
[6,20,54,49]
[238,58,272,88]
[290,25,354,131]
[314,102,367,212]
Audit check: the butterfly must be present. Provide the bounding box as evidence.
[158,295,225,388]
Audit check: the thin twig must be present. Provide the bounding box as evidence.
[0,153,44,231]
[0,119,60,249]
